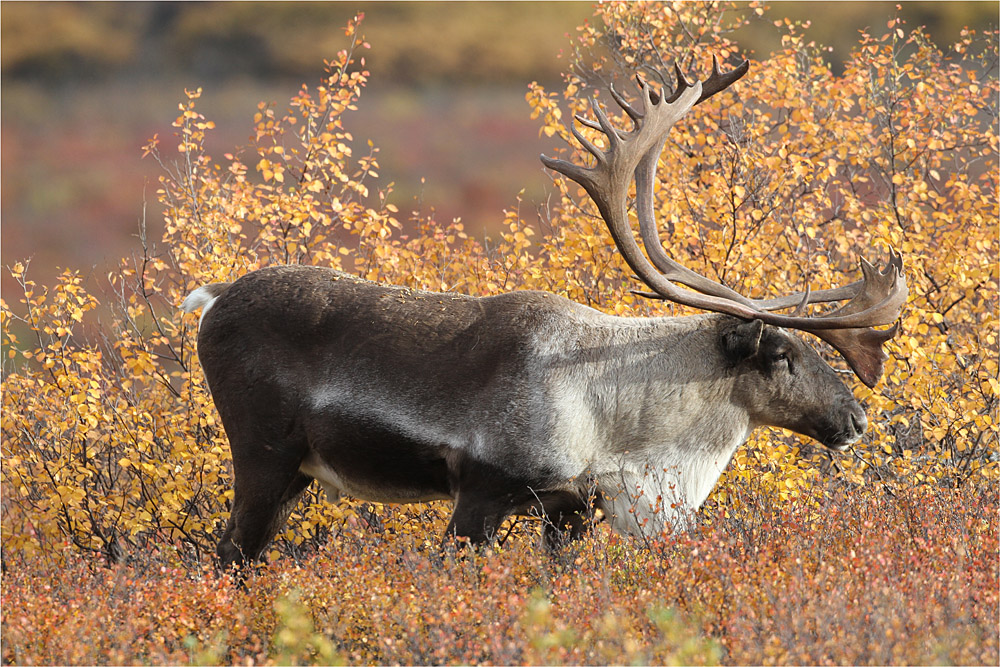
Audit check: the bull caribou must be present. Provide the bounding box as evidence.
[182,58,906,570]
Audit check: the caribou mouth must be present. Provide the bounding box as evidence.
[820,410,866,451]
[821,430,862,451]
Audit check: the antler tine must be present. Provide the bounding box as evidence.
[561,100,609,171]
[662,63,693,104]
[541,57,907,387]
[575,114,630,142]
[791,284,812,317]
[587,94,625,153]
[609,82,643,124]
[574,82,639,140]
[696,54,750,104]
[660,56,749,106]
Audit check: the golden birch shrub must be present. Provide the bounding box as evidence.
[1,5,996,565]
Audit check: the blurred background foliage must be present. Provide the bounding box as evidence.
[1,1,996,295]
[2,1,995,82]
[2,1,589,83]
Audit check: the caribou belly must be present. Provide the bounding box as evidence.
[299,450,452,504]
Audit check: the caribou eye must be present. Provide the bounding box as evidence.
[771,351,793,372]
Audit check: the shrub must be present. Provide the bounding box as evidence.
[1,480,995,665]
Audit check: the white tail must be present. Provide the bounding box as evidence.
[181,283,230,327]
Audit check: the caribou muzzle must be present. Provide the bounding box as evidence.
[818,402,868,451]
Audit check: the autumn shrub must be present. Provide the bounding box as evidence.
[1,5,998,663]
[2,479,996,665]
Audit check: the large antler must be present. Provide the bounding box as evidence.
[540,58,907,388]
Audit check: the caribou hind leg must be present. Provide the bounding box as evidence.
[217,450,312,572]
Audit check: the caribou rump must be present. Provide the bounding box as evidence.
[181,58,906,570]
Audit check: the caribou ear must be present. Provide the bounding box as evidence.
[722,319,764,363]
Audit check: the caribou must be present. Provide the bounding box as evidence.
[181,58,907,570]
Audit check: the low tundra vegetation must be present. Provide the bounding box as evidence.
[2,3,997,664]
[2,484,995,665]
